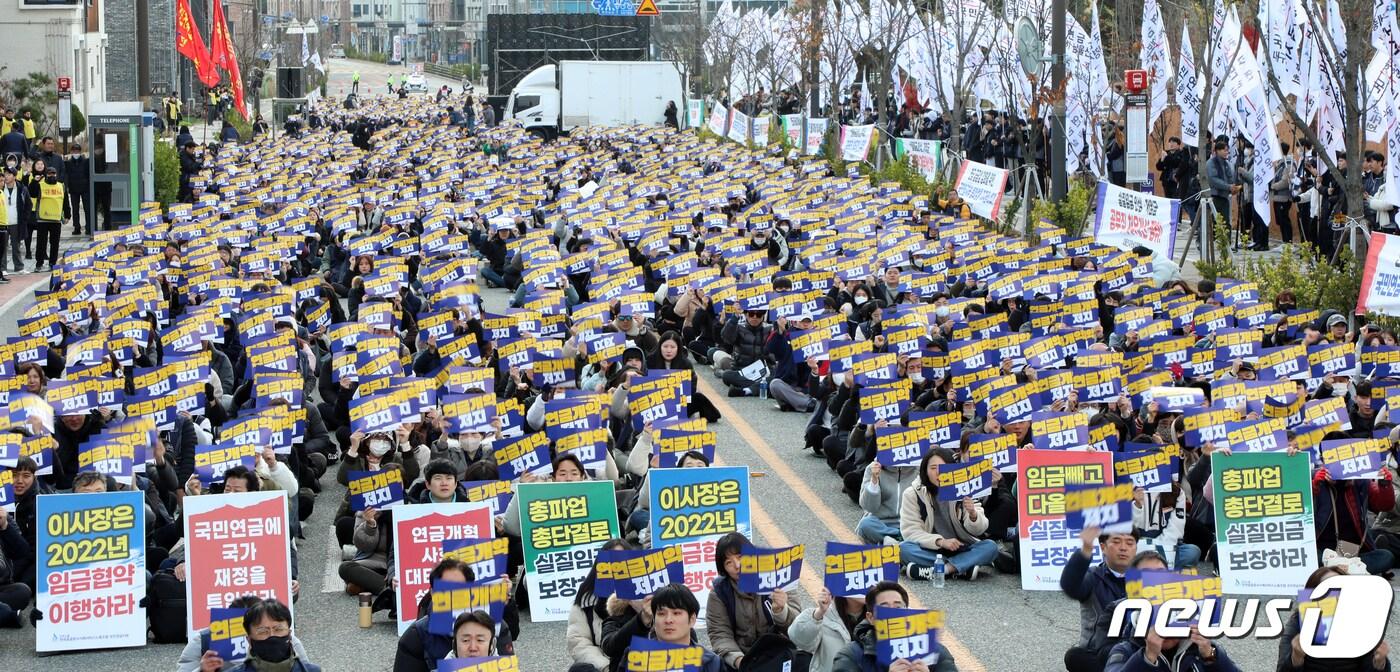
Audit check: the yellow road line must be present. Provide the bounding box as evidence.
[700,377,988,672]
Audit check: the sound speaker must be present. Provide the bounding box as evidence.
[277,67,304,99]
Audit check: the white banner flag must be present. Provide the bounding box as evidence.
[954,159,1010,221]
[896,138,942,180]
[1176,25,1202,147]
[729,109,751,144]
[707,104,730,138]
[1141,0,1172,126]
[1093,181,1181,259]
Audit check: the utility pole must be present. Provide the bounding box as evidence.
[1050,0,1067,201]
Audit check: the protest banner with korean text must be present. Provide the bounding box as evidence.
[1017,449,1112,589]
[183,491,293,634]
[648,466,751,622]
[1211,452,1317,594]
[36,491,146,651]
[517,481,619,622]
[393,502,493,633]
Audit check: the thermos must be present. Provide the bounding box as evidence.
[359,592,373,628]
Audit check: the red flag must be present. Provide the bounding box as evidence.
[209,0,247,119]
[209,0,234,72]
[176,0,219,87]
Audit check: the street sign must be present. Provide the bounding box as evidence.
[57,90,72,135]
[636,0,659,15]
[56,76,71,92]
[592,0,637,16]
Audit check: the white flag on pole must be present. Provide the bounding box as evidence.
[1141,0,1172,126]
[1176,25,1202,147]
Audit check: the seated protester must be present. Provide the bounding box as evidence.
[52,409,107,490]
[1277,565,1391,672]
[336,429,424,548]
[1312,434,1396,575]
[428,415,500,481]
[1105,623,1239,672]
[856,460,915,545]
[223,598,319,672]
[899,449,998,581]
[337,465,403,595]
[602,583,723,672]
[648,331,722,422]
[790,586,864,672]
[832,581,958,672]
[767,314,821,413]
[568,538,634,672]
[179,594,311,672]
[1131,483,1201,571]
[1061,527,1140,672]
[705,532,801,669]
[442,610,511,664]
[10,456,50,588]
[393,558,517,672]
[623,428,710,542]
[714,309,775,397]
[0,503,30,628]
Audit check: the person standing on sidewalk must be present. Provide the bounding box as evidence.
[31,165,67,273]
[352,71,360,94]
[65,143,89,236]
[0,170,27,281]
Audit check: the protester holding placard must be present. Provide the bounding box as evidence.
[1276,566,1392,672]
[394,558,518,672]
[337,463,403,596]
[1312,434,1396,574]
[898,450,996,581]
[176,595,313,672]
[790,586,864,672]
[601,583,723,672]
[440,610,508,664]
[856,460,916,545]
[647,332,722,423]
[704,532,801,670]
[1061,527,1140,672]
[335,429,423,547]
[1130,482,1200,571]
[832,581,958,672]
[0,504,29,627]
[622,429,711,543]
[567,538,634,672]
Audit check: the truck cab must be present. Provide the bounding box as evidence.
[505,64,560,139]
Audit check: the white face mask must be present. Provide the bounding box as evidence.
[1080,407,1098,422]
[368,440,392,457]
[909,372,925,384]
[462,436,482,452]
[935,306,950,318]
[854,296,868,306]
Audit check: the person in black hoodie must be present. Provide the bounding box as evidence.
[0,506,30,628]
[52,410,106,490]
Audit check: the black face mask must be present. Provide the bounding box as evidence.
[45,176,57,184]
[250,634,292,662]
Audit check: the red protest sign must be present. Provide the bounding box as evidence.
[183,491,293,633]
[392,503,494,634]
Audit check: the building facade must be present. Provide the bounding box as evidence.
[0,0,108,121]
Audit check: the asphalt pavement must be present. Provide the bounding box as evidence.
[0,253,1394,670]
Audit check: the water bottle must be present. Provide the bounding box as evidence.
[758,379,769,399]
[932,553,946,588]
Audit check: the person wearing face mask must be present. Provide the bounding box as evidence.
[336,464,402,596]
[30,165,66,273]
[335,430,422,549]
[748,224,790,268]
[179,595,312,672]
[222,598,319,672]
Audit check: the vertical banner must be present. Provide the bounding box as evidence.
[685,100,704,130]
[183,491,292,634]
[36,491,146,651]
[805,118,829,156]
[1092,181,1180,259]
[648,466,751,622]
[781,113,803,145]
[1017,449,1113,590]
[953,160,1011,221]
[1358,232,1400,316]
[392,502,493,634]
[1211,452,1317,595]
[728,109,751,145]
[839,124,875,163]
[516,481,619,622]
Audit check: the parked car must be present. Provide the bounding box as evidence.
[404,73,429,93]
[330,43,345,58]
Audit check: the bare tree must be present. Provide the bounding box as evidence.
[703,2,744,104]
[912,0,1001,154]
[655,6,709,121]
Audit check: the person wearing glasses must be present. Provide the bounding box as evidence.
[221,598,320,672]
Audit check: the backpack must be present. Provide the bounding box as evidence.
[738,633,802,672]
[147,571,188,644]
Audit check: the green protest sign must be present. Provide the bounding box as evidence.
[516,480,619,622]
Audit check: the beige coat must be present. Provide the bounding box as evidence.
[898,483,988,550]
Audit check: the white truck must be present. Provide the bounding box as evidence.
[505,60,683,138]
